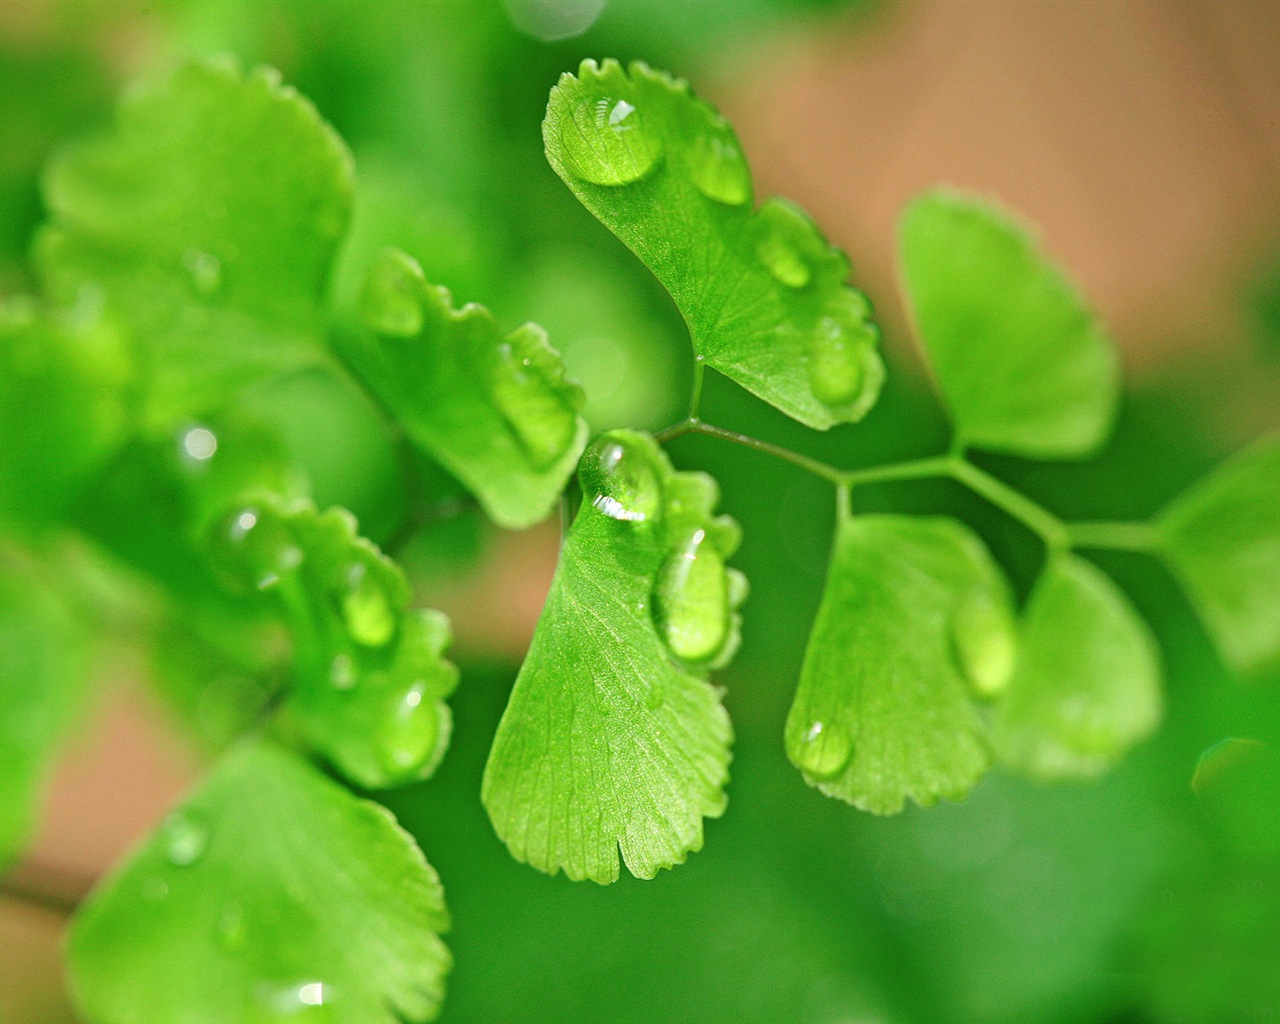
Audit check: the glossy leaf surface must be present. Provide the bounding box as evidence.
[482,430,743,882]
[544,60,883,430]
[68,742,451,1024]
[786,515,1009,814]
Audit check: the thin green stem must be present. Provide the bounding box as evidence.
[948,459,1070,551]
[687,358,706,421]
[1067,521,1160,552]
[840,455,957,488]
[684,421,846,484]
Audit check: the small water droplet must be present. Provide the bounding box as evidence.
[561,93,663,186]
[184,249,223,297]
[490,329,580,469]
[329,653,357,690]
[141,877,169,902]
[253,981,336,1022]
[180,425,218,462]
[162,811,208,866]
[687,118,750,206]
[376,684,439,781]
[653,528,730,663]
[217,904,248,952]
[340,562,395,647]
[754,199,823,289]
[951,589,1016,698]
[230,508,258,541]
[808,317,866,407]
[794,719,852,780]
[579,432,662,523]
[361,250,424,338]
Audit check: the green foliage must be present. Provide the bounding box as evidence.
[67,742,451,1024]
[482,430,741,882]
[544,59,883,429]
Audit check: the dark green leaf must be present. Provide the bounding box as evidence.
[544,59,883,430]
[205,497,459,789]
[899,190,1119,458]
[482,430,744,882]
[346,248,588,529]
[36,57,354,427]
[992,555,1161,778]
[68,742,451,1024]
[1158,438,1280,674]
[786,515,1009,813]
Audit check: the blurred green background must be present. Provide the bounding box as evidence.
[2,1,1279,1022]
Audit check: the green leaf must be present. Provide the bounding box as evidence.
[0,298,128,532]
[899,190,1119,458]
[205,497,459,789]
[36,57,354,428]
[1158,438,1280,674]
[482,430,744,882]
[346,249,588,529]
[0,555,91,863]
[785,515,1009,814]
[992,555,1161,779]
[544,59,883,430]
[67,742,451,1024]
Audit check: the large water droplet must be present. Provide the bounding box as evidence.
[951,588,1016,698]
[162,811,208,866]
[215,506,304,593]
[340,562,395,648]
[217,904,248,953]
[376,685,439,781]
[794,720,852,781]
[579,433,662,523]
[808,318,866,407]
[561,94,663,186]
[688,120,750,206]
[653,528,730,663]
[756,227,811,289]
[184,249,223,297]
[490,330,580,469]
[361,249,425,338]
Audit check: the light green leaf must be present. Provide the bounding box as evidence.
[36,57,354,428]
[67,742,451,1024]
[346,249,588,529]
[786,515,1009,814]
[992,555,1161,779]
[205,497,458,789]
[899,190,1119,458]
[0,298,128,532]
[1158,438,1280,674]
[0,556,91,863]
[482,430,744,882]
[544,59,883,430]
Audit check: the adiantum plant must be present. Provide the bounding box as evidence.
[2,55,1276,1022]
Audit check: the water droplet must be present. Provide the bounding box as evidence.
[253,981,336,1022]
[329,653,357,690]
[756,228,810,289]
[216,507,304,593]
[688,118,750,206]
[794,719,852,780]
[184,249,223,297]
[561,94,663,186]
[1192,737,1269,795]
[361,250,424,338]
[376,684,439,781]
[579,433,662,523]
[653,528,730,663]
[162,811,208,866]
[141,877,169,902]
[951,589,1016,698]
[490,329,580,469]
[808,318,866,407]
[180,425,218,462]
[217,904,248,952]
[340,562,395,647]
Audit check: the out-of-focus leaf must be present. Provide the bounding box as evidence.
[1158,438,1280,675]
[345,249,588,529]
[899,190,1119,458]
[36,57,354,427]
[786,515,1008,813]
[482,430,744,882]
[544,59,883,430]
[992,555,1161,778]
[67,742,451,1024]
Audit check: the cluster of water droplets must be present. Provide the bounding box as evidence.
[216,505,305,593]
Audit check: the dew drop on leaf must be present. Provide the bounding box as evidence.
[252,981,337,1023]
[653,528,730,663]
[560,95,663,186]
[161,811,208,867]
[339,562,395,648]
[950,588,1017,698]
[375,684,438,781]
[687,122,750,206]
[794,720,852,781]
[756,225,811,289]
[579,433,662,523]
[807,318,866,408]
[216,904,248,953]
[489,336,579,469]
[183,248,223,297]
[360,249,424,338]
